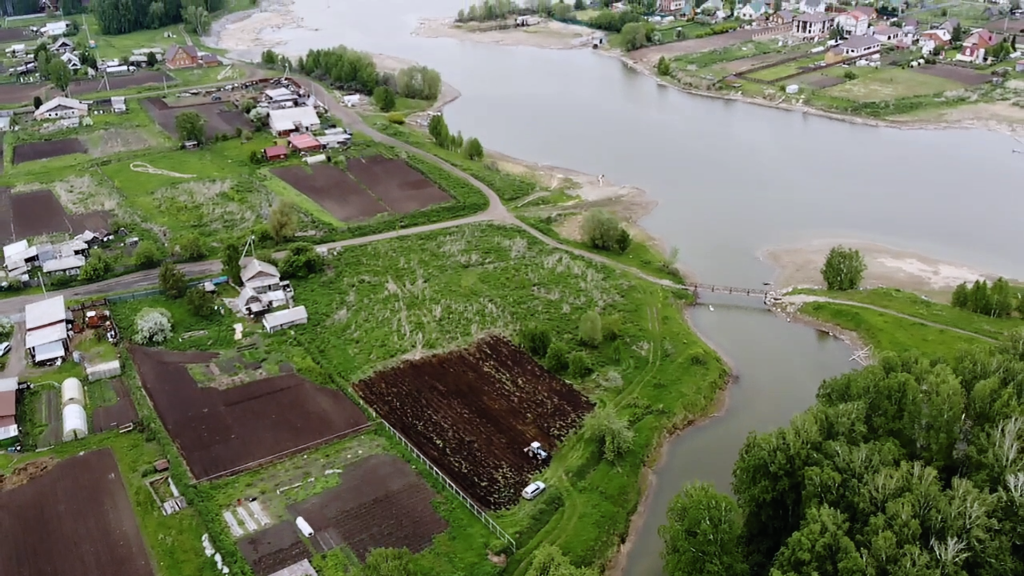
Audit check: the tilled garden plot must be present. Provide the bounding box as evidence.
[0,27,31,43]
[93,379,139,433]
[143,97,254,140]
[354,336,593,509]
[13,138,86,164]
[11,189,72,238]
[272,164,388,222]
[0,448,155,576]
[68,70,174,94]
[0,82,42,106]
[240,523,311,576]
[288,454,447,559]
[130,346,370,481]
[347,156,451,214]
[913,64,990,86]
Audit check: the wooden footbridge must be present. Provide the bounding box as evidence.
[683,283,780,303]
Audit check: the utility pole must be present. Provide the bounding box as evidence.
[37,270,46,297]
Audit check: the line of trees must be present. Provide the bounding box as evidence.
[952,277,1024,318]
[428,114,484,160]
[295,46,442,102]
[92,0,223,35]
[660,337,1024,576]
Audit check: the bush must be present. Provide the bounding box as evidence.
[843,70,858,80]
[177,234,207,261]
[279,243,325,279]
[519,324,553,358]
[133,308,172,345]
[582,210,629,253]
[386,112,406,124]
[579,311,602,347]
[545,342,570,374]
[603,314,622,341]
[568,351,592,379]
[583,407,635,462]
[79,252,113,282]
[158,262,188,299]
[133,242,165,270]
[185,287,217,318]
[373,85,396,112]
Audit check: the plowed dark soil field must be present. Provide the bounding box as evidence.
[93,378,139,432]
[0,82,42,106]
[354,337,593,509]
[69,71,174,94]
[11,189,70,238]
[347,156,451,214]
[130,346,370,481]
[240,523,310,576]
[0,448,155,576]
[143,97,253,140]
[288,454,447,559]
[13,138,86,164]
[272,164,387,222]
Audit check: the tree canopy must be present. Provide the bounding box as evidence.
[820,245,866,291]
[661,336,1024,576]
[175,110,206,143]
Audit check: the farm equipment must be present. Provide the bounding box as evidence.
[524,441,549,461]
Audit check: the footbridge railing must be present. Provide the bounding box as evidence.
[684,283,771,297]
[376,418,517,553]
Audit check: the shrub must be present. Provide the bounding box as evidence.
[519,324,553,358]
[280,243,325,279]
[568,351,592,379]
[583,407,635,462]
[579,310,602,347]
[545,342,570,374]
[134,308,172,345]
[185,287,217,318]
[843,70,858,80]
[133,242,165,270]
[582,210,629,253]
[386,112,406,124]
[158,262,188,299]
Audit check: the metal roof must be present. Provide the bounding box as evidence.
[26,322,67,349]
[0,390,14,416]
[42,255,85,273]
[24,295,66,330]
[34,340,66,362]
[263,306,308,329]
[3,239,27,260]
[0,378,18,393]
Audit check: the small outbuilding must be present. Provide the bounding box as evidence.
[263,306,308,333]
[288,132,323,153]
[62,403,88,441]
[268,106,321,136]
[264,145,288,162]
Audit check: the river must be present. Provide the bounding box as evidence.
[214,0,1021,573]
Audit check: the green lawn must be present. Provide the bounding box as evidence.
[745,56,825,81]
[795,288,1022,341]
[823,67,964,102]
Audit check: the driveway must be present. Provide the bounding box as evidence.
[1,321,25,378]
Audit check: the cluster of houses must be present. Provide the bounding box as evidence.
[252,81,351,160]
[232,258,308,333]
[2,231,111,283]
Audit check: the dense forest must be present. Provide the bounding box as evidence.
[661,333,1024,576]
[91,0,223,35]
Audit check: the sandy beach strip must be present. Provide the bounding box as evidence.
[412,16,601,50]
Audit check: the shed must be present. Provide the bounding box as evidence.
[287,132,323,153]
[86,360,122,382]
[263,306,308,333]
[3,239,28,263]
[42,255,85,275]
[62,403,88,441]
[61,377,84,407]
[304,154,327,165]
[264,145,288,162]
[268,106,321,135]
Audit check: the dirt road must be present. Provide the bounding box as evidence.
[1,321,25,378]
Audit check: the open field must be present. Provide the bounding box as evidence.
[630,28,759,62]
[824,68,965,101]
[913,64,991,85]
[0,27,32,43]
[130,346,371,481]
[240,523,310,576]
[0,82,42,105]
[93,378,140,432]
[346,155,452,214]
[0,448,155,576]
[288,453,448,559]
[12,138,87,164]
[355,336,593,510]
[143,97,253,139]
[68,71,176,97]
[272,164,388,222]
[0,187,111,241]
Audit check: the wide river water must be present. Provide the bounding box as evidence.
[224,0,1023,573]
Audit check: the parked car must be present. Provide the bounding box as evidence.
[0,342,11,356]
[522,481,546,500]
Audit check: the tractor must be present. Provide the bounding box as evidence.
[524,441,549,461]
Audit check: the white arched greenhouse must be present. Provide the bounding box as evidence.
[61,377,84,408]
[62,403,88,442]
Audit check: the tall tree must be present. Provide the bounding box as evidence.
[175,110,206,143]
[221,241,242,284]
[48,58,72,94]
[158,262,188,299]
[820,245,867,291]
[660,482,747,576]
[268,200,298,244]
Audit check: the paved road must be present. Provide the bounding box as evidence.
[782,295,998,343]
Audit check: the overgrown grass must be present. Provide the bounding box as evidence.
[800,301,981,357]
[795,288,1022,341]
[109,292,244,351]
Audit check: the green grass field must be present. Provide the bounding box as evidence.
[823,67,964,102]
[745,56,825,81]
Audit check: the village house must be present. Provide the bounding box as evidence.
[658,0,688,13]
[263,306,308,333]
[288,132,323,154]
[939,18,959,35]
[24,295,71,365]
[164,44,222,69]
[317,128,352,149]
[34,97,88,120]
[38,20,68,37]
[268,106,321,136]
[849,5,877,20]
[264,87,300,109]
[737,0,767,20]
[235,259,292,316]
[920,29,952,54]
[902,17,919,34]
[825,34,882,62]
[42,255,85,276]
[49,37,75,55]
[799,0,826,14]
[793,12,835,37]
[957,45,986,64]
[963,29,1000,49]
[768,10,795,26]
[61,52,81,71]
[834,10,870,37]
[873,25,903,42]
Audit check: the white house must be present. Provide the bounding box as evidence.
[50,37,74,54]
[268,106,321,136]
[40,21,69,37]
[235,259,292,315]
[25,295,70,364]
[263,306,308,333]
[920,29,951,55]
[793,13,834,37]
[836,34,882,56]
[61,52,81,71]
[737,0,767,20]
[956,45,986,64]
[42,255,85,276]
[873,25,903,42]
[799,0,826,13]
[834,10,869,37]
[34,97,88,120]
[659,0,687,12]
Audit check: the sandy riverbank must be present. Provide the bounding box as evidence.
[760,239,999,294]
[413,17,600,50]
[204,0,301,59]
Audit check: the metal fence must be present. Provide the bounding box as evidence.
[105,276,230,303]
[377,418,517,553]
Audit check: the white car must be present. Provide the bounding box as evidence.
[0,342,10,357]
[522,481,546,500]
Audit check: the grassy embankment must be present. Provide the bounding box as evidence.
[107,222,727,575]
[795,287,1020,357]
[370,120,682,283]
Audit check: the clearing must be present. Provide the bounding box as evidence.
[824,68,964,101]
[0,448,155,576]
[354,336,593,510]
[130,346,371,481]
[83,128,161,157]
